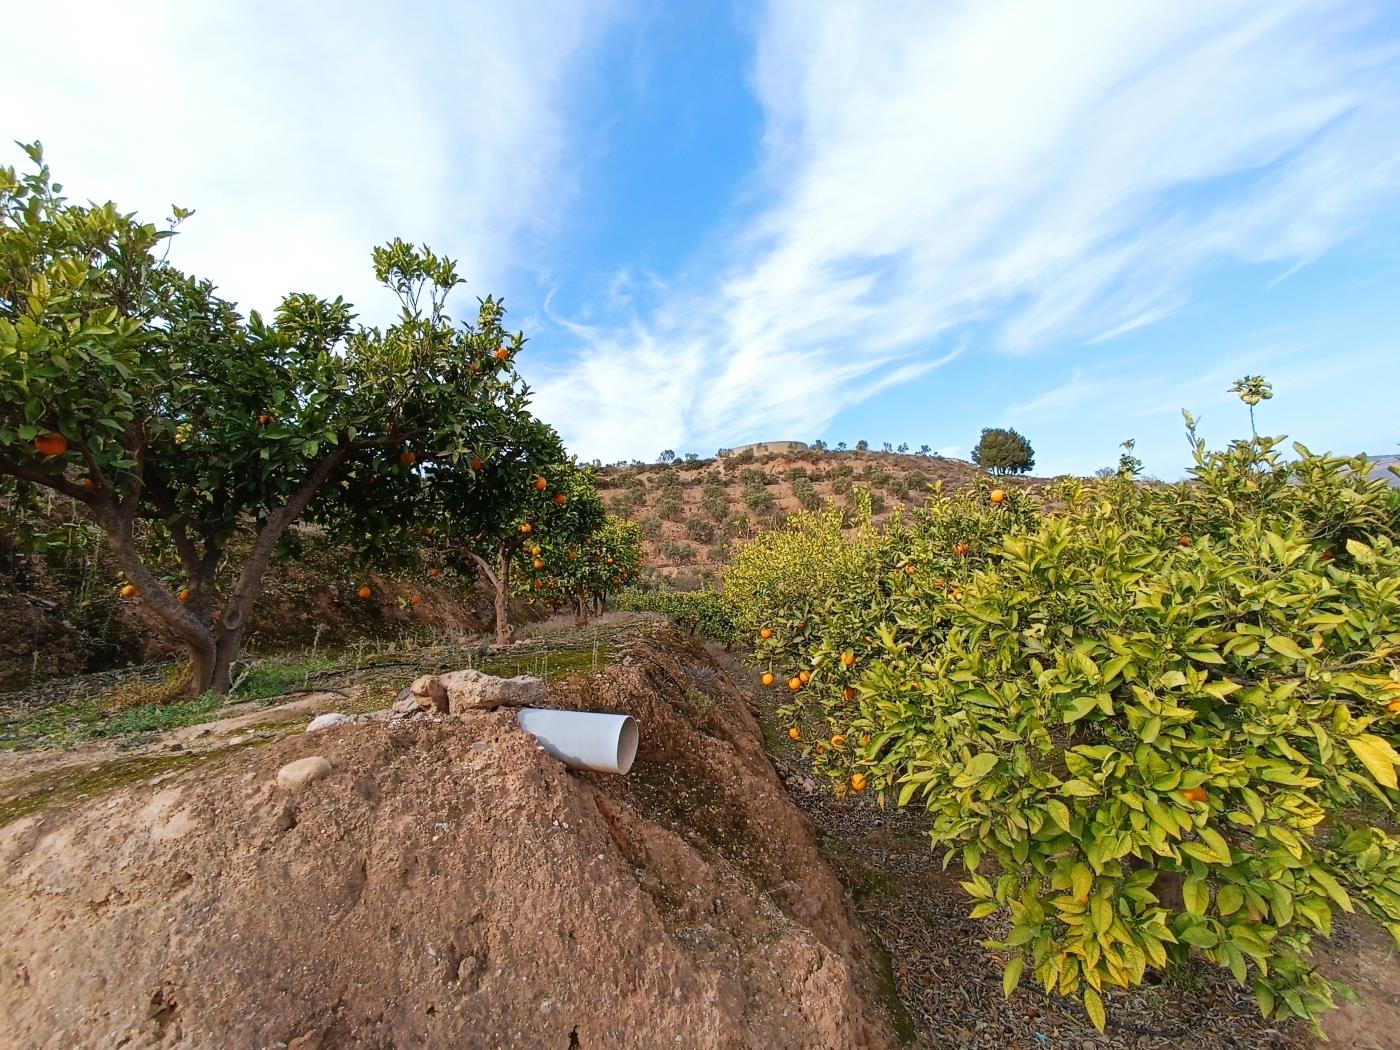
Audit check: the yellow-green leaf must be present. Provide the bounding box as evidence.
[1002,956,1024,998]
[1347,734,1399,790]
[1083,987,1106,1033]
[1265,636,1305,661]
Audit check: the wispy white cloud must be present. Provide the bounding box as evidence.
[536,0,1400,462]
[1,0,619,319]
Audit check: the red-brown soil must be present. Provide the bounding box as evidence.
[0,631,897,1049]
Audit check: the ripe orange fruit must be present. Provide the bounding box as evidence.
[119,583,137,599]
[34,432,68,457]
[409,594,421,606]
[843,686,856,701]
[606,556,614,564]
[788,727,800,740]
[400,451,416,466]
[1183,786,1208,804]
[554,492,568,505]
[1178,536,1192,547]
[761,672,775,687]
[788,677,802,691]
[428,568,442,578]
[850,772,868,792]
[534,475,548,491]
[830,734,846,747]
[471,457,485,471]
[257,413,272,427]
[903,564,916,576]
[494,347,509,362]
[178,588,192,603]
[82,477,96,491]
[799,669,811,684]
[954,542,970,557]
[533,558,544,570]
[989,489,1006,504]
[568,550,578,559]
[951,587,964,600]
[841,650,856,667]
[1321,549,1335,562]
[760,627,774,640]
[356,585,372,600]
[520,523,532,535]
[533,579,543,589]
[860,734,871,747]
[1386,698,1400,713]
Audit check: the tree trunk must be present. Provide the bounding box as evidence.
[574,589,589,627]
[472,547,514,646]
[210,628,244,696]
[98,512,218,697]
[494,549,513,645]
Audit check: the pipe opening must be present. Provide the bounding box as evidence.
[616,717,639,775]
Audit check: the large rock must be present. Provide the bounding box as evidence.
[435,668,545,711]
[275,756,332,790]
[306,713,352,733]
[406,674,449,713]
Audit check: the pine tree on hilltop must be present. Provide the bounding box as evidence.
[971,427,1035,475]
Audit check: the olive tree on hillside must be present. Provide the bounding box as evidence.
[0,145,525,694]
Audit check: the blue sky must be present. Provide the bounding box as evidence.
[6,0,1400,478]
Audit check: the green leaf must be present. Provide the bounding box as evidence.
[1063,693,1099,723]
[1309,867,1354,914]
[1347,734,1399,790]
[1061,779,1100,797]
[1216,885,1244,916]
[1044,798,1072,834]
[1183,874,1208,915]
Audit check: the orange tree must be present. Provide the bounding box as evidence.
[0,145,524,694]
[522,510,641,625]
[727,440,1400,1033]
[404,427,591,645]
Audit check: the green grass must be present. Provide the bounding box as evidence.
[0,626,635,752]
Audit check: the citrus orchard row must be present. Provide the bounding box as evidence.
[0,146,641,687]
[673,437,1400,1033]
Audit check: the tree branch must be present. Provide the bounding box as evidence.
[0,453,92,502]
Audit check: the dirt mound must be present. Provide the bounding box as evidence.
[0,631,895,1049]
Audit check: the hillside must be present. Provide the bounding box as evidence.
[595,448,1033,584]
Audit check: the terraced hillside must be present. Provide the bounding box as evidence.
[595,448,1035,583]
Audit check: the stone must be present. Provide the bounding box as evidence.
[275,756,333,791]
[306,713,352,733]
[434,669,545,712]
[407,674,449,713]
[392,695,424,717]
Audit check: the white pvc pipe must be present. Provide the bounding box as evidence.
[516,709,639,775]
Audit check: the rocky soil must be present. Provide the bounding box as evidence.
[0,629,898,1049]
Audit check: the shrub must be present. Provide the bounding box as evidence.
[656,494,683,522]
[726,432,1400,1034]
[639,516,663,539]
[701,473,729,521]
[685,516,716,544]
[744,484,774,513]
[659,539,694,564]
[792,476,822,512]
[616,588,735,642]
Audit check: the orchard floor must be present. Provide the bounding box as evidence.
[711,644,1400,1050]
